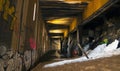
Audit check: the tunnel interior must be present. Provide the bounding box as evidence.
[0,0,120,71]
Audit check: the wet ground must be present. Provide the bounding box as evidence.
[31,51,120,71]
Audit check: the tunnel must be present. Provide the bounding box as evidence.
[0,0,120,71]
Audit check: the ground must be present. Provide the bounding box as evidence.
[31,55,120,71]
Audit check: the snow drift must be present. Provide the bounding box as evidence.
[44,39,120,68]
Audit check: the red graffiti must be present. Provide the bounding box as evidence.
[29,38,36,50]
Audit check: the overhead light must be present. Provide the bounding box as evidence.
[47,17,73,25]
[49,29,66,33]
[63,0,92,4]
[40,0,64,1]
[64,1,82,4]
[49,29,68,33]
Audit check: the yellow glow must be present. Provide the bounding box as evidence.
[51,36,62,38]
[64,30,68,37]
[64,1,82,4]
[83,0,109,19]
[49,29,68,37]
[70,18,77,31]
[49,29,66,33]
[47,17,73,25]
[64,0,92,4]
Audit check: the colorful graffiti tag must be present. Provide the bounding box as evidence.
[0,0,16,30]
[0,0,16,49]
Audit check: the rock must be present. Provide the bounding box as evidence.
[2,55,9,60]
[0,45,7,56]
[14,57,22,71]
[24,50,31,70]
[6,50,14,58]
[0,64,4,71]
[0,59,4,71]
[6,59,15,71]
[31,50,37,65]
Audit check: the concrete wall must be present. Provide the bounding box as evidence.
[0,0,50,71]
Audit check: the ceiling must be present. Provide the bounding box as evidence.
[39,0,89,39]
[39,0,120,39]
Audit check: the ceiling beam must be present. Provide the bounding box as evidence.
[49,33,64,36]
[41,9,83,13]
[42,13,81,18]
[47,24,69,30]
[39,1,88,7]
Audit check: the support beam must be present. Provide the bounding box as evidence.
[81,0,119,25]
[47,24,69,30]
[49,33,64,36]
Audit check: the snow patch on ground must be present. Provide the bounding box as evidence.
[44,39,120,68]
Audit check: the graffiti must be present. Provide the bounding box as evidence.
[3,0,15,20]
[29,37,36,50]
[1,0,16,30]
[0,0,17,57]
[0,49,38,71]
[0,0,5,12]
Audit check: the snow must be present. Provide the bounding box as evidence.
[83,44,90,52]
[104,40,119,52]
[44,39,120,68]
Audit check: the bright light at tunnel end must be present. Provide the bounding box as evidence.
[49,29,65,33]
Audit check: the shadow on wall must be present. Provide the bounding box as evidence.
[39,50,60,62]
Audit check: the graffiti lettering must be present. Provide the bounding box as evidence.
[0,0,5,12]
[2,0,16,30]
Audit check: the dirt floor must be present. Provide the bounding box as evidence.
[31,55,120,71]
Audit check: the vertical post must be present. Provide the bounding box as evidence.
[18,0,24,53]
[77,24,89,59]
[77,27,80,43]
[60,38,62,53]
[77,43,89,59]
[77,26,83,44]
[76,14,83,44]
[35,0,39,66]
